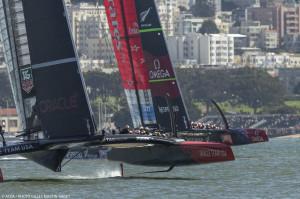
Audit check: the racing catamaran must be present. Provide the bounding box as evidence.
[0,0,234,173]
[104,0,268,145]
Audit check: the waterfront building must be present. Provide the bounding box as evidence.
[231,21,270,47]
[167,33,236,66]
[246,7,279,28]
[0,108,20,133]
[259,30,279,49]
[175,13,207,35]
[278,4,300,39]
[156,0,180,36]
[241,51,300,68]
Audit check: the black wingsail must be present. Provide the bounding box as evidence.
[0,0,96,139]
[134,0,191,132]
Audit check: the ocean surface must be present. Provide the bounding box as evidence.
[0,137,299,199]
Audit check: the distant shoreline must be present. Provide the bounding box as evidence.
[277,134,300,138]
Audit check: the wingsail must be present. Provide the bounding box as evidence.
[134,0,191,132]
[104,0,190,132]
[0,0,96,139]
[0,0,98,171]
[104,0,157,128]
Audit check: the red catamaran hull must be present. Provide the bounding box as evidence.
[105,141,235,166]
[244,129,269,143]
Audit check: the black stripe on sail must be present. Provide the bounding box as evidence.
[135,0,191,132]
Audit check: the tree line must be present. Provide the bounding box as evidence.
[0,68,290,126]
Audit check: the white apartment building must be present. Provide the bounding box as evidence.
[259,30,279,49]
[199,34,235,65]
[288,54,300,67]
[156,0,180,36]
[69,3,114,63]
[167,35,185,64]
[279,5,300,39]
[242,51,291,68]
[0,108,20,133]
[175,13,207,35]
[167,33,235,66]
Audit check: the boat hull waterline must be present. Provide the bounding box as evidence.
[67,139,235,167]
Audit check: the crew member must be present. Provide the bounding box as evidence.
[120,125,130,134]
[0,125,6,147]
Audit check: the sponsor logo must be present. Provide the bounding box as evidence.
[129,22,139,35]
[250,136,265,142]
[198,149,227,158]
[143,106,152,112]
[38,93,78,113]
[104,137,117,142]
[0,144,34,155]
[136,137,152,141]
[158,105,179,114]
[20,67,34,94]
[140,7,152,23]
[65,151,85,159]
[149,59,170,80]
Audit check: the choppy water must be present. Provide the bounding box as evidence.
[0,137,299,199]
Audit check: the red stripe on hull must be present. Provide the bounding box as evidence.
[244,129,269,143]
[179,141,235,163]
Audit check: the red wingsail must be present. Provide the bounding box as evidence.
[104,0,157,127]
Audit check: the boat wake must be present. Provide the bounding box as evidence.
[61,169,121,180]
[0,156,27,161]
[2,168,122,183]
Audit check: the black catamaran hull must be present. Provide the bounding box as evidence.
[1,135,234,171]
